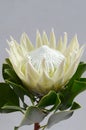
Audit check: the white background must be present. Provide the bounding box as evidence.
[0,0,86,130]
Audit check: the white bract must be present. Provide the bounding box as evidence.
[7,30,84,96]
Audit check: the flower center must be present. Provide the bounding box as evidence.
[28,45,65,74]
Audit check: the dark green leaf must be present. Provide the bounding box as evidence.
[70,102,81,110]
[38,91,61,111]
[71,79,86,96]
[0,83,19,113]
[47,110,73,128]
[38,91,57,107]
[59,79,86,110]
[68,62,86,87]
[52,94,61,112]
[5,58,13,67]
[3,58,35,104]
[1,105,24,113]
[3,63,11,80]
[59,62,86,110]
[3,63,21,84]
[6,80,35,104]
[14,127,19,130]
[79,78,86,82]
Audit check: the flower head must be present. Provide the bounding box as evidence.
[7,30,84,96]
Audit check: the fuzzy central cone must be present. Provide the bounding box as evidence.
[28,45,65,73]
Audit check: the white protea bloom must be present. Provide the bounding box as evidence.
[7,30,84,96]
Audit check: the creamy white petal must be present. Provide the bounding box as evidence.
[26,62,40,81]
[42,31,49,45]
[57,33,68,53]
[10,62,26,83]
[64,59,79,83]
[49,29,56,49]
[37,58,54,93]
[24,73,38,92]
[62,32,67,53]
[9,37,24,56]
[64,32,67,46]
[54,77,64,91]
[38,70,54,94]
[76,44,85,59]
[20,33,34,53]
[57,36,63,51]
[52,60,65,82]
[25,72,37,90]
[64,48,83,84]
[9,41,23,64]
[36,30,43,48]
[66,35,79,55]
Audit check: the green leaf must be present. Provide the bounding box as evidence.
[3,59,35,104]
[0,83,19,113]
[3,63,21,84]
[71,79,86,96]
[14,127,19,130]
[6,80,35,104]
[5,58,13,67]
[7,80,26,102]
[52,94,61,112]
[59,79,86,110]
[1,105,24,114]
[38,91,57,107]
[79,78,86,82]
[58,62,86,110]
[68,62,86,87]
[38,90,61,111]
[70,102,81,110]
[47,110,73,128]
[20,106,47,127]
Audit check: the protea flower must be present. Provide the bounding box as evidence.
[7,30,84,96]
